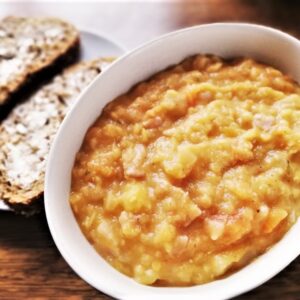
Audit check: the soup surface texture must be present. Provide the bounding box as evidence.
[70,55,300,286]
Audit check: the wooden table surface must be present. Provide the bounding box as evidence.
[1,1,300,299]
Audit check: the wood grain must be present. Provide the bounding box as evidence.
[1,1,300,299]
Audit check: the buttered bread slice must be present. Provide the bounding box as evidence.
[0,58,113,214]
[0,16,79,106]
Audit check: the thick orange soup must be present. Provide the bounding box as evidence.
[70,55,300,286]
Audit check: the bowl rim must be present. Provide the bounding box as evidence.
[45,22,300,300]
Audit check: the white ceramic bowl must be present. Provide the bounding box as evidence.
[45,23,300,300]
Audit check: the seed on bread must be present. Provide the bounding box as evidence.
[0,16,80,106]
[0,58,114,213]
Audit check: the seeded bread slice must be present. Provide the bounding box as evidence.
[0,16,79,106]
[0,58,113,214]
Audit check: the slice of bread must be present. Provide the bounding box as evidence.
[0,58,113,214]
[0,16,79,107]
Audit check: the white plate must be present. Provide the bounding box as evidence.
[0,201,9,210]
[0,29,126,211]
[79,29,125,59]
[45,23,300,300]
